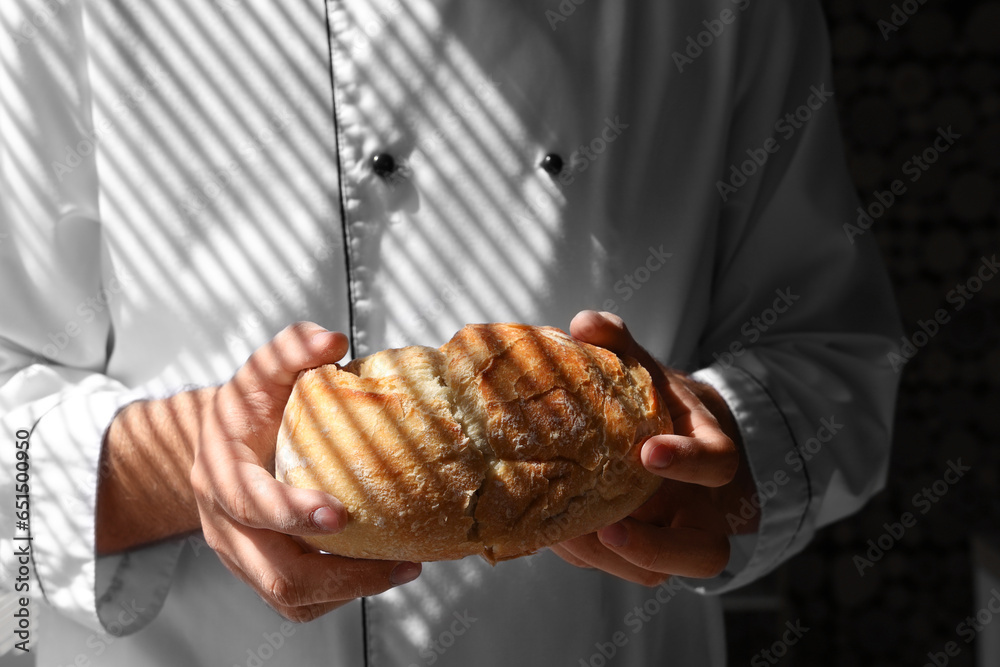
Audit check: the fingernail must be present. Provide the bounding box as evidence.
[391,562,421,585]
[600,522,628,548]
[649,444,673,469]
[312,506,342,532]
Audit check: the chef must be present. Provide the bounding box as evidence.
[0,0,900,665]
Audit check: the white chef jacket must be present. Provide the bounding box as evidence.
[0,0,902,665]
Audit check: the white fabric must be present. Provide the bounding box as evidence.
[0,0,901,665]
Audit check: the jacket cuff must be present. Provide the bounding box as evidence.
[679,363,811,594]
[28,382,182,635]
[95,540,185,636]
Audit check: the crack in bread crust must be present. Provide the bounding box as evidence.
[276,323,670,563]
[442,323,667,563]
[442,376,490,545]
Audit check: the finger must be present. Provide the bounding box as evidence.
[660,374,727,440]
[210,519,419,608]
[597,517,730,579]
[642,377,739,487]
[236,322,349,393]
[570,310,636,355]
[557,532,668,587]
[570,311,668,388]
[213,544,355,622]
[641,431,738,488]
[271,599,354,624]
[204,457,349,536]
[547,544,593,569]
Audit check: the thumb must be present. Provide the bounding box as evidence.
[570,310,637,356]
[570,311,666,387]
[235,322,350,395]
[217,461,350,536]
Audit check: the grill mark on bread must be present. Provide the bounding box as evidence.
[276,323,670,562]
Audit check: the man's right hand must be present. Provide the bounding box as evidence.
[190,322,422,622]
[100,322,421,623]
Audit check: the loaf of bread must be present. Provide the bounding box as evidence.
[275,323,671,563]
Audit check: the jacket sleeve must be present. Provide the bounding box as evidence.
[680,0,903,593]
[0,0,183,635]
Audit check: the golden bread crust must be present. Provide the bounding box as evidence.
[275,324,671,563]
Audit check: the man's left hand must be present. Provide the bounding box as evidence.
[549,311,758,587]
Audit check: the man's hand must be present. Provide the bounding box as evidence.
[189,322,421,621]
[98,322,421,623]
[548,311,758,587]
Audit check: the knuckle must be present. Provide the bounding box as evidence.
[226,485,253,523]
[264,572,301,608]
[630,545,660,572]
[605,312,626,330]
[189,465,216,505]
[285,321,315,341]
[719,444,739,484]
[189,465,207,494]
[705,436,738,487]
[234,365,272,403]
[202,530,224,554]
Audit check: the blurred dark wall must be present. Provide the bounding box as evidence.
[732,1,998,665]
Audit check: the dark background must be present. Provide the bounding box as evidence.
[725,0,1000,665]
